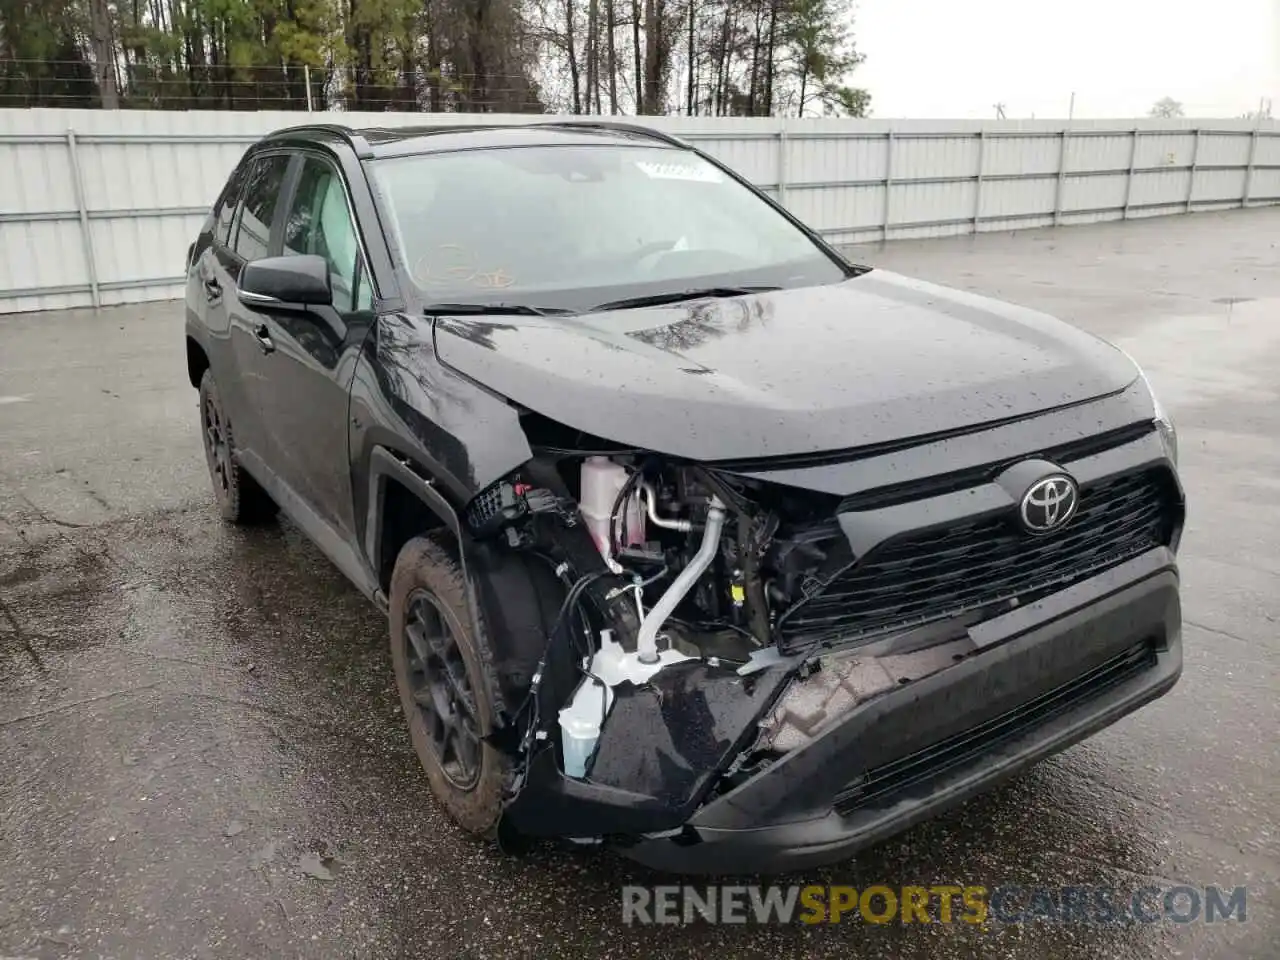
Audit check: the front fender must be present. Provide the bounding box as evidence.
[364,446,466,576]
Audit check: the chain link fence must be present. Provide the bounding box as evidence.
[0,59,548,113]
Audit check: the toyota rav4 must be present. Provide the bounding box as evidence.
[183,121,1184,873]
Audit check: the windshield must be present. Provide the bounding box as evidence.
[368,144,848,311]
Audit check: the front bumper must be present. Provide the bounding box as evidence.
[621,547,1181,874]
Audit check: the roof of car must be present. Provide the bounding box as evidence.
[259,120,691,160]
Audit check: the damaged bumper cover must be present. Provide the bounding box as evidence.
[504,547,1181,873]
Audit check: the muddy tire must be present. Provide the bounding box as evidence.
[390,535,510,836]
[198,370,277,525]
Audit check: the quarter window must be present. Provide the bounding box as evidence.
[213,160,249,246]
[281,156,370,312]
[232,154,290,262]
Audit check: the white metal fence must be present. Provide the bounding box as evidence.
[2,109,1278,314]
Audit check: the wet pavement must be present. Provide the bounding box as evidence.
[2,207,1278,958]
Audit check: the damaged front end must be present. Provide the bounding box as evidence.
[454,408,1184,866]
[462,429,814,842]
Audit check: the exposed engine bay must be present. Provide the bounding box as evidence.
[467,448,849,662]
[460,439,967,840]
[450,397,1181,849]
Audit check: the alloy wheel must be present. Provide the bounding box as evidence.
[403,588,483,790]
[203,396,231,496]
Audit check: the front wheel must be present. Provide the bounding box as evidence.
[389,535,510,836]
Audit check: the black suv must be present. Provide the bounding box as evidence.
[184,121,1184,873]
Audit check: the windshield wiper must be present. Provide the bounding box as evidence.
[421,302,574,317]
[591,285,782,312]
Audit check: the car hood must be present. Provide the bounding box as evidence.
[432,270,1139,462]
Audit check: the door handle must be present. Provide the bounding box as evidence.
[253,323,275,354]
[203,278,222,301]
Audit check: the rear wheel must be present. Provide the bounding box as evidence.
[198,370,277,525]
[390,535,510,836]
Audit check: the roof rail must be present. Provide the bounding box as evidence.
[531,120,690,149]
[262,123,375,158]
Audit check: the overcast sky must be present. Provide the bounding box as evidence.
[854,0,1279,119]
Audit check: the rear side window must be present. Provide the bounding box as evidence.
[232,154,291,262]
[213,161,249,246]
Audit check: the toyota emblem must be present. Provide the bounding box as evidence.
[1019,475,1080,534]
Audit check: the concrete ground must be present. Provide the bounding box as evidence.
[1,208,1277,959]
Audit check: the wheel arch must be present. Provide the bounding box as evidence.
[186,336,211,389]
[365,446,463,595]
[367,446,571,723]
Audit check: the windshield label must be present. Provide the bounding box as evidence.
[635,160,722,183]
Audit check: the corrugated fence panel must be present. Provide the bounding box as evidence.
[0,133,85,311]
[984,134,1061,177]
[1197,131,1252,167]
[0,221,91,311]
[981,175,1057,220]
[0,140,76,213]
[1129,169,1192,210]
[0,109,1277,313]
[1065,133,1131,173]
[789,133,885,185]
[892,179,977,227]
[1249,168,1280,202]
[1254,133,1280,167]
[694,134,777,188]
[1134,133,1197,169]
[895,134,980,183]
[788,183,882,242]
[1195,168,1247,204]
[1062,172,1128,213]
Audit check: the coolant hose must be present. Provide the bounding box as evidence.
[635,495,726,664]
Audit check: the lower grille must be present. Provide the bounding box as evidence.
[778,467,1180,650]
[833,639,1159,814]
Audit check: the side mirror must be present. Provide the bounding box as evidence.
[239,255,332,310]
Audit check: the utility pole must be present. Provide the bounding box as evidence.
[1251,96,1271,127]
[1068,91,1075,121]
[994,102,1006,119]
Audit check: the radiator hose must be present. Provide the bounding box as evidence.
[635,495,727,664]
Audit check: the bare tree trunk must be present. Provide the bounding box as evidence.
[763,0,778,116]
[470,0,489,112]
[717,4,731,115]
[642,0,660,115]
[401,47,416,109]
[87,0,119,107]
[425,15,442,112]
[685,0,694,115]
[565,0,582,113]
[129,0,147,82]
[208,20,226,108]
[184,25,205,108]
[588,0,601,112]
[712,4,726,115]
[605,0,618,113]
[631,0,642,112]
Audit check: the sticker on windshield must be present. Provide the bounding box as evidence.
[635,160,722,183]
